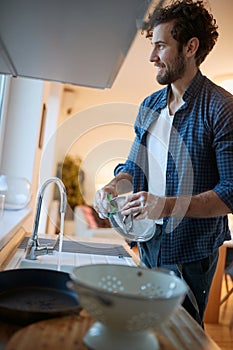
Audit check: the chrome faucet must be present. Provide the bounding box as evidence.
[25,177,67,260]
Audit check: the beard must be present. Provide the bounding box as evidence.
[156,52,186,85]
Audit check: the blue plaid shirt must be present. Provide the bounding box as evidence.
[115,70,233,264]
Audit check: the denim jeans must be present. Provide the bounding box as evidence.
[139,224,219,327]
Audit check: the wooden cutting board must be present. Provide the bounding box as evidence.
[5,310,176,350]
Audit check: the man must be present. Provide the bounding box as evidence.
[94,0,233,326]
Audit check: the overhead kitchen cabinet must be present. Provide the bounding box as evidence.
[0,0,152,89]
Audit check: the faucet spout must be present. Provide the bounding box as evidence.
[25,177,67,260]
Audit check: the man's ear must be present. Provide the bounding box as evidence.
[185,37,199,57]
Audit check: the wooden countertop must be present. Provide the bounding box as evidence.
[0,307,220,350]
[0,233,221,349]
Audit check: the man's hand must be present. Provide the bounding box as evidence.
[120,191,167,220]
[93,172,133,218]
[94,185,118,219]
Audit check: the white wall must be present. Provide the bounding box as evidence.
[37,82,63,233]
[0,76,63,233]
[1,77,44,181]
[44,102,138,204]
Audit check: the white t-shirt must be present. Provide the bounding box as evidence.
[147,105,174,224]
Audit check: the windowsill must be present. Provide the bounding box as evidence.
[0,207,31,250]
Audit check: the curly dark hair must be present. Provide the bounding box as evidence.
[142,0,218,66]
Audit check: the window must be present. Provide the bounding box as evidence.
[0,75,10,168]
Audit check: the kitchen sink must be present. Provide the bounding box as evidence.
[18,258,74,273]
[16,248,136,273]
[5,237,137,272]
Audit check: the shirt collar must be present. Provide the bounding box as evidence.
[161,70,204,104]
[157,85,170,111]
[182,70,204,101]
[150,70,204,115]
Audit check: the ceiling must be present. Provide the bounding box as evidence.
[0,0,152,89]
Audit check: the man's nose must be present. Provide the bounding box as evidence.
[149,47,159,62]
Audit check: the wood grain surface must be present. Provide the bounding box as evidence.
[5,310,177,350]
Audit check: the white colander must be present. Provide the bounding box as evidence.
[69,264,187,350]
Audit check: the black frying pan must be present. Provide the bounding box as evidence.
[0,268,81,326]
